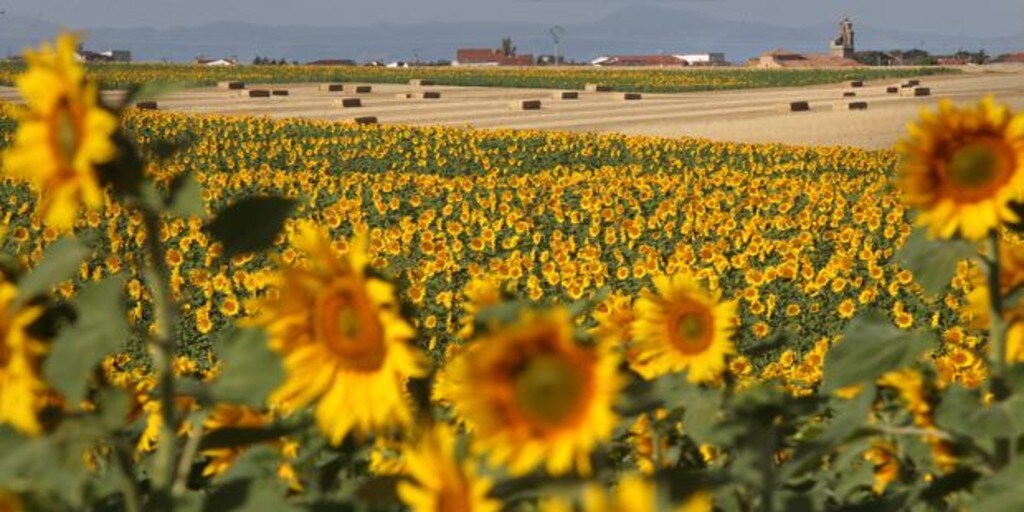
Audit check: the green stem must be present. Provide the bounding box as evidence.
[113,442,143,512]
[172,411,208,497]
[141,208,181,504]
[985,231,1012,467]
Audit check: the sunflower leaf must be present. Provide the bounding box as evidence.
[43,277,129,403]
[896,227,977,297]
[166,172,207,219]
[206,197,296,258]
[209,327,284,407]
[15,236,92,307]
[821,310,935,393]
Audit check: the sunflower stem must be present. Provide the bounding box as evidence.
[172,410,207,497]
[113,441,143,512]
[984,231,1012,468]
[141,207,182,504]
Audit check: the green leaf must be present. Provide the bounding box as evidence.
[15,236,91,306]
[822,310,935,393]
[42,277,129,403]
[209,328,284,407]
[896,227,977,297]
[166,173,206,218]
[653,373,722,444]
[969,456,1024,512]
[207,197,296,258]
[936,384,1024,438]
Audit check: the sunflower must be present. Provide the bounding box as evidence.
[1,33,118,231]
[0,279,48,435]
[864,441,900,495]
[445,307,620,476]
[251,223,426,444]
[896,97,1024,240]
[397,425,501,512]
[631,274,738,383]
[540,474,711,512]
[963,236,1024,328]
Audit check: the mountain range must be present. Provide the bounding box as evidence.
[1,5,1021,64]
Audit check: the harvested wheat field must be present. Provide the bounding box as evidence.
[3,68,1019,149]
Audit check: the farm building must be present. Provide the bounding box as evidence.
[195,58,237,66]
[454,49,534,66]
[678,53,727,66]
[749,49,859,69]
[591,55,689,67]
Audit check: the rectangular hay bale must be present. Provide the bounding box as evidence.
[584,83,612,92]
[409,79,435,87]
[333,98,363,108]
[240,89,270,98]
[847,101,868,111]
[217,81,245,90]
[902,80,920,87]
[842,91,857,97]
[319,83,344,92]
[777,101,810,112]
[848,80,864,88]
[619,92,642,101]
[272,90,289,96]
[553,91,579,100]
[899,87,931,97]
[352,116,378,125]
[350,85,372,94]
[134,101,158,110]
[510,100,542,111]
[886,86,899,94]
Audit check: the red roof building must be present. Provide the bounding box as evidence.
[454,49,534,66]
[749,49,860,68]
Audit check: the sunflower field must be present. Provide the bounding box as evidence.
[0,60,957,93]
[1,34,1024,512]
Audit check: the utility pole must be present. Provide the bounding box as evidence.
[549,25,565,65]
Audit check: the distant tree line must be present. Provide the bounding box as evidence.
[853,48,994,66]
[252,56,298,66]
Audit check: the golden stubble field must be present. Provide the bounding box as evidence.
[3,66,1019,149]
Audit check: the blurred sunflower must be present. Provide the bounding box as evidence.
[446,307,620,476]
[1,33,118,231]
[0,279,48,435]
[397,424,501,512]
[540,474,711,512]
[201,404,303,490]
[897,97,1024,240]
[631,274,737,383]
[252,223,427,444]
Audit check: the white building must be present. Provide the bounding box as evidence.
[678,53,727,66]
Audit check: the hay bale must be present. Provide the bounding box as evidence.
[239,89,271,98]
[842,91,857,98]
[333,98,363,108]
[319,83,344,92]
[899,87,931,97]
[584,83,612,92]
[886,86,899,94]
[350,85,372,94]
[902,80,920,87]
[510,100,542,111]
[421,91,441,99]
[553,91,579,100]
[134,101,158,110]
[848,80,864,88]
[619,92,642,101]
[409,79,435,87]
[777,101,810,112]
[218,81,245,90]
[272,90,289,96]
[352,116,378,125]
[847,101,869,111]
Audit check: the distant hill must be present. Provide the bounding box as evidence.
[0,5,1020,64]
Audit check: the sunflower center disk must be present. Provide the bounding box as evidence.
[671,310,713,355]
[513,353,586,429]
[51,100,82,167]
[319,287,386,372]
[944,138,1014,201]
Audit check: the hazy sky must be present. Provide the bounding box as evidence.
[2,0,1022,37]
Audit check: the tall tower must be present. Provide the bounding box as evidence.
[830,17,855,59]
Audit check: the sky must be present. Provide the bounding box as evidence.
[1,0,1022,37]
